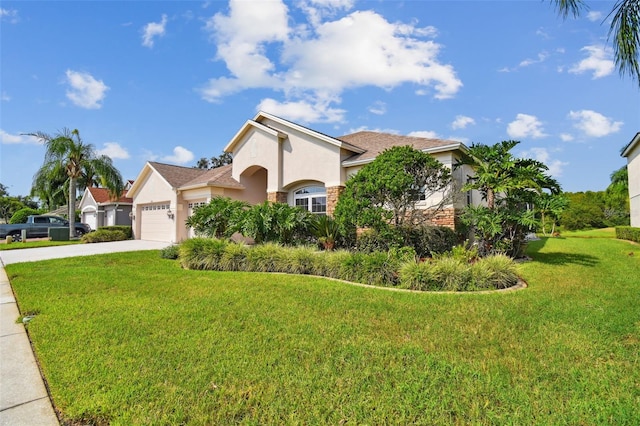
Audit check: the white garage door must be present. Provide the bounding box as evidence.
[140,203,173,242]
[82,209,97,231]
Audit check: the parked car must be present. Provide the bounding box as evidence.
[0,215,92,241]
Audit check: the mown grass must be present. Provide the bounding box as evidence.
[559,227,617,238]
[6,236,640,425]
[0,239,82,250]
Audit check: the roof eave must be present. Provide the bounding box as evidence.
[254,111,366,154]
[341,142,467,167]
[178,181,245,192]
[621,132,640,158]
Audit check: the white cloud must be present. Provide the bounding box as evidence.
[507,114,547,139]
[368,101,386,115]
[201,1,462,121]
[519,147,567,178]
[1,91,10,102]
[0,130,40,145]
[142,14,168,48]
[0,8,19,24]
[96,142,130,159]
[408,130,439,139]
[519,51,548,67]
[568,110,623,137]
[257,98,346,123]
[560,133,574,142]
[451,115,475,130]
[569,45,614,79]
[161,146,194,165]
[65,70,109,109]
[587,11,602,22]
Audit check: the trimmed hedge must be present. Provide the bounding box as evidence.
[98,225,133,239]
[616,226,640,243]
[178,238,519,291]
[81,229,128,243]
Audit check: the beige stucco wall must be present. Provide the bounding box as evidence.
[131,169,177,241]
[232,118,344,194]
[627,143,640,227]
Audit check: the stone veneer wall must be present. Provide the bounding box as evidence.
[429,208,457,229]
[267,191,288,204]
[326,185,344,217]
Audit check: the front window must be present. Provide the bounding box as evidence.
[294,186,326,214]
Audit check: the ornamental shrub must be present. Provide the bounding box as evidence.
[9,208,41,224]
[616,226,640,243]
[81,229,128,243]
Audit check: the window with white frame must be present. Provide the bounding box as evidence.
[294,186,326,214]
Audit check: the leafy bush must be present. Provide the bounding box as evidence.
[402,225,458,257]
[311,215,341,250]
[616,226,640,243]
[81,229,128,243]
[239,202,313,245]
[471,254,519,290]
[179,238,229,270]
[185,197,249,238]
[9,208,40,224]
[160,245,180,259]
[99,225,132,239]
[220,243,248,272]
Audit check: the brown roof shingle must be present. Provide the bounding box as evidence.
[149,162,243,190]
[337,131,462,164]
[87,187,132,204]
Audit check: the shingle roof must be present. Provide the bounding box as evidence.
[337,131,463,164]
[148,162,209,188]
[182,164,244,189]
[148,162,243,190]
[87,187,133,204]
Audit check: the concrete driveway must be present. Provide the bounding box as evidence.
[0,239,171,265]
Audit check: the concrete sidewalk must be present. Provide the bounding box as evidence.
[0,240,169,425]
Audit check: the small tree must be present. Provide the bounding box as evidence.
[334,145,453,239]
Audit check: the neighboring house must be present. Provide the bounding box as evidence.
[78,182,134,230]
[127,111,477,243]
[621,132,640,227]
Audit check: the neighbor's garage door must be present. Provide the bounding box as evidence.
[140,203,172,242]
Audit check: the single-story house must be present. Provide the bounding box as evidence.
[127,111,477,243]
[621,132,640,227]
[78,181,134,230]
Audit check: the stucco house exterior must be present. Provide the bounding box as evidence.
[127,111,476,243]
[621,132,640,227]
[78,182,134,230]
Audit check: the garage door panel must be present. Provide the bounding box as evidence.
[140,203,172,242]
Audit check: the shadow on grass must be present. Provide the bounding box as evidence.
[526,240,599,267]
[527,251,599,267]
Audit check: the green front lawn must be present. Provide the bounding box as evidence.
[6,236,640,424]
[0,239,82,250]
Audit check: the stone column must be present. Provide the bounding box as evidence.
[325,185,344,217]
[267,191,288,204]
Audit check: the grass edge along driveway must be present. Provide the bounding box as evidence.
[6,235,640,425]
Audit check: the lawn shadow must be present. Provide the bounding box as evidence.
[526,251,599,267]
[525,238,599,267]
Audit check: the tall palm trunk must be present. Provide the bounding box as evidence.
[68,177,76,239]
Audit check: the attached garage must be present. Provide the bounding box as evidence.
[81,207,98,231]
[140,202,173,242]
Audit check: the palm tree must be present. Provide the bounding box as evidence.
[456,140,560,210]
[456,140,560,257]
[27,128,124,238]
[550,0,640,85]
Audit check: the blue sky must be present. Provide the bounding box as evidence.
[1,0,637,198]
